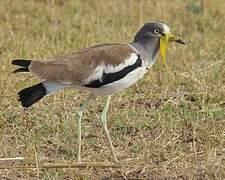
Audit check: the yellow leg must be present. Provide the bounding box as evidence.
[76,95,92,162]
[100,96,118,163]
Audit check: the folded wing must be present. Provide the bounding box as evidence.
[29,43,137,85]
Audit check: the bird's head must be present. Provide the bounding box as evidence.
[133,22,186,63]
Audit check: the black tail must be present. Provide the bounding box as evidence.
[12,59,32,73]
[18,82,47,107]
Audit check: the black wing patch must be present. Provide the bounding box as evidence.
[84,54,142,88]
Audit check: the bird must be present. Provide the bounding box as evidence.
[12,21,185,163]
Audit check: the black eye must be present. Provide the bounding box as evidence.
[153,29,160,34]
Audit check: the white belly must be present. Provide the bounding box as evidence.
[87,67,147,95]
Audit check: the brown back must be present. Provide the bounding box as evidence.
[29,43,135,84]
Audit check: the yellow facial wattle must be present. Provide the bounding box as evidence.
[160,34,170,65]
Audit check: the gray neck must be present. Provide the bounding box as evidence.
[130,38,160,66]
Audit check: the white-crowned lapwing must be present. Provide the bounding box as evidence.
[12,22,185,162]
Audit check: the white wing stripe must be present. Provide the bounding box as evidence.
[104,53,138,73]
[83,53,139,84]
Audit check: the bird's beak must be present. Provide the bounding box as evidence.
[160,32,186,64]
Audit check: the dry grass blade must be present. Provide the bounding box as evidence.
[0,157,24,161]
[0,162,122,170]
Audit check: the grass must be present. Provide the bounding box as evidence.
[0,0,225,179]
